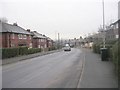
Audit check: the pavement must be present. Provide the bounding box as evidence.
[2,49,62,65]
[78,48,118,88]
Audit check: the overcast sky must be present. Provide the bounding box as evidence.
[0,0,119,40]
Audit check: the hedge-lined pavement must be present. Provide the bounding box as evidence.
[78,48,118,88]
[2,49,62,65]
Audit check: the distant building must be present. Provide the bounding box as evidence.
[0,22,32,48]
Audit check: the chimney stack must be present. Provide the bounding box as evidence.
[13,23,18,26]
[27,29,30,32]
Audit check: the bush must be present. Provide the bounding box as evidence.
[28,48,41,54]
[2,47,42,59]
[93,44,101,54]
[112,41,119,74]
[48,46,56,51]
[19,47,28,55]
[2,47,19,59]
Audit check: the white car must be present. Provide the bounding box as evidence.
[63,46,71,51]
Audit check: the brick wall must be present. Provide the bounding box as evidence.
[0,33,32,48]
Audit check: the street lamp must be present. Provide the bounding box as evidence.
[102,0,106,48]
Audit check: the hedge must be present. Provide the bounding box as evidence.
[2,47,19,59]
[2,47,42,59]
[93,43,113,55]
[48,46,56,51]
[93,44,101,54]
[112,41,119,74]
[19,47,28,55]
[93,41,120,79]
[28,48,41,54]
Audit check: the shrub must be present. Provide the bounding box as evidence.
[112,41,119,74]
[19,47,28,55]
[2,47,19,59]
[48,46,56,51]
[2,47,42,59]
[28,48,41,54]
[93,44,101,54]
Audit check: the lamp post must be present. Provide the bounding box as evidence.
[58,33,60,49]
[102,0,106,48]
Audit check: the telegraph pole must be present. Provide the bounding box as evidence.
[102,0,106,48]
[58,33,60,49]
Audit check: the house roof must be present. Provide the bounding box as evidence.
[42,35,52,41]
[31,31,47,39]
[0,22,31,35]
[110,20,119,26]
[47,37,53,41]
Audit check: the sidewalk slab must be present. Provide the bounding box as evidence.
[79,48,118,88]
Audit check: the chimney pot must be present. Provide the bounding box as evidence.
[13,23,18,26]
[27,29,30,32]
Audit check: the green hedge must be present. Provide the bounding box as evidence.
[19,47,28,55]
[48,46,56,51]
[93,43,113,55]
[112,41,119,75]
[2,47,42,59]
[93,44,101,54]
[2,47,19,59]
[28,48,41,54]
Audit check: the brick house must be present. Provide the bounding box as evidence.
[46,37,53,48]
[31,31,47,49]
[41,34,53,48]
[0,22,33,48]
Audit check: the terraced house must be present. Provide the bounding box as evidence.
[0,21,54,50]
[31,31,47,49]
[0,22,33,48]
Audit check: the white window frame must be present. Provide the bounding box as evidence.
[41,39,43,42]
[18,34,23,39]
[29,35,31,40]
[12,33,15,39]
[23,35,27,39]
[38,45,41,48]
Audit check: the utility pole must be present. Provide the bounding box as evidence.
[119,20,120,40]
[58,33,60,49]
[118,1,120,40]
[102,0,106,48]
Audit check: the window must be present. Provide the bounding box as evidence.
[12,33,15,39]
[23,35,27,39]
[39,39,41,42]
[18,34,22,39]
[11,43,15,47]
[38,45,41,48]
[116,23,118,29]
[44,44,47,48]
[41,39,43,42]
[29,35,31,39]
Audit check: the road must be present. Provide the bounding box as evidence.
[2,48,84,88]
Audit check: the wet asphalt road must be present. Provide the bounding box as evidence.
[2,48,84,88]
